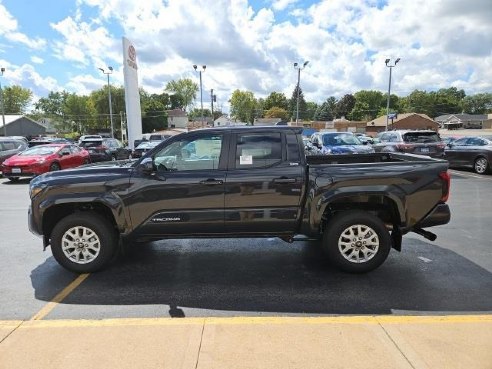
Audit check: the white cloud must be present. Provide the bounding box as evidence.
[3,0,491,111]
[0,3,46,50]
[2,63,61,103]
[50,16,119,68]
[271,0,298,11]
[30,56,44,64]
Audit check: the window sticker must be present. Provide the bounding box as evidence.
[240,155,253,165]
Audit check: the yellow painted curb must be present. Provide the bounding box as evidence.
[3,314,491,329]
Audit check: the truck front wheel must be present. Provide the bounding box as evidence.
[323,211,391,273]
[50,212,117,273]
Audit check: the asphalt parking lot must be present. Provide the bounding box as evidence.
[0,169,491,321]
[1,169,492,369]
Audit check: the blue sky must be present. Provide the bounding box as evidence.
[1,0,491,113]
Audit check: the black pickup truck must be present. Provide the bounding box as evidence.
[28,127,451,274]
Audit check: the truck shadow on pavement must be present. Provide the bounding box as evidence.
[30,237,492,316]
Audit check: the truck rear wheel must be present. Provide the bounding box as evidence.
[50,212,117,273]
[322,211,391,273]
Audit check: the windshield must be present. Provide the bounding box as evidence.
[403,132,440,143]
[19,146,60,156]
[322,134,362,146]
[80,140,103,148]
[136,142,160,149]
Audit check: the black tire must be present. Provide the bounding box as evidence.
[111,155,117,161]
[50,212,118,273]
[474,157,489,174]
[322,211,391,273]
[50,162,61,171]
[83,158,90,165]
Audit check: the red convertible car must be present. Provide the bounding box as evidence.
[1,144,90,182]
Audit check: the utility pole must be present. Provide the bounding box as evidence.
[0,67,6,136]
[193,65,206,128]
[385,58,400,131]
[210,89,216,124]
[293,61,309,125]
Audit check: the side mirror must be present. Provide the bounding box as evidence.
[60,151,70,156]
[138,157,154,174]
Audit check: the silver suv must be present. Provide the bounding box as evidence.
[372,130,445,158]
[0,138,28,167]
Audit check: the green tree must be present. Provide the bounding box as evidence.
[63,93,97,133]
[264,92,289,111]
[140,91,169,133]
[434,87,465,116]
[350,90,384,120]
[377,93,401,118]
[264,107,289,121]
[461,93,492,114]
[33,91,70,130]
[289,85,307,121]
[335,94,356,119]
[2,85,32,114]
[305,102,318,121]
[188,108,212,121]
[314,97,337,121]
[229,90,256,124]
[89,86,126,132]
[165,78,198,111]
[402,90,436,117]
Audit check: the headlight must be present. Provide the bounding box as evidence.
[30,183,47,199]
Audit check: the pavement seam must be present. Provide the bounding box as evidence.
[377,321,417,369]
[0,321,24,345]
[194,320,206,369]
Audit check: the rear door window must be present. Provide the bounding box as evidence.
[235,133,282,169]
[403,132,440,143]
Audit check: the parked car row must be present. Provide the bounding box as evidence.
[302,130,492,175]
[1,144,90,181]
[1,135,133,181]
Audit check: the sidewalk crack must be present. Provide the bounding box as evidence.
[194,320,206,369]
[0,321,24,345]
[378,322,416,369]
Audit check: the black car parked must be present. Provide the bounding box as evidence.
[79,138,131,162]
[444,135,492,174]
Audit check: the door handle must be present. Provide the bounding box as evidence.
[199,179,224,185]
[273,177,296,184]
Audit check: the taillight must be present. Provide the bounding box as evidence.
[396,144,413,151]
[439,171,450,202]
[437,143,446,149]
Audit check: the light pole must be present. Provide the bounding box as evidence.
[99,66,114,138]
[385,58,400,131]
[193,65,206,127]
[294,61,309,124]
[0,67,6,136]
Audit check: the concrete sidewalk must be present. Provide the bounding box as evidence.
[1,315,491,369]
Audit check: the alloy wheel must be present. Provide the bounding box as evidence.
[61,226,101,264]
[337,224,380,264]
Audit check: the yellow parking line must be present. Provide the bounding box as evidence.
[16,314,492,328]
[29,273,90,321]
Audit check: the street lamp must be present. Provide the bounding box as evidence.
[0,67,6,136]
[385,58,400,131]
[98,66,114,138]
[193,65,206,127]
[294,61,309,124]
